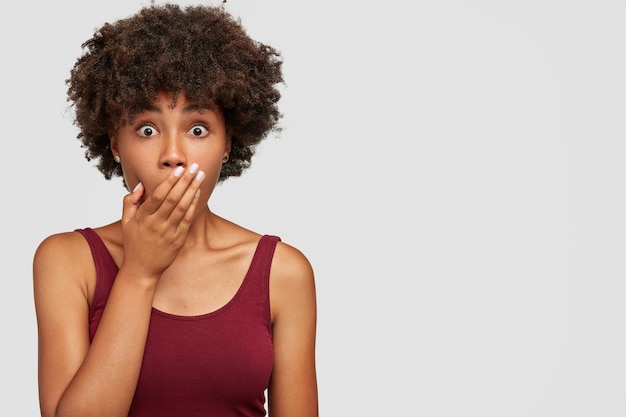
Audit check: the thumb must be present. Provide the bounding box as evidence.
[122,181,144,224]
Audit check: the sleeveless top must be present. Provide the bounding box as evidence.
[76,227,279,417]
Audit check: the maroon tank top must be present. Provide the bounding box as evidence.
[76,228,279,417]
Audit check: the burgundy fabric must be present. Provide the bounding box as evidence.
[76,228,279,417]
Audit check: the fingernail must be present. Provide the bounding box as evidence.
[189,163,199,174]
[195,170,205,181]
[132,182,142,192]
[174,166,185,177]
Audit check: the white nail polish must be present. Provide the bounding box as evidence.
[174,166,185,177]
[189,163,199,174]
[196,170,205,181]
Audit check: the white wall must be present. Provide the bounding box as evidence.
[3,0,626,415]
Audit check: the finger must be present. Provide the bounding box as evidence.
[175,186,204,233]
[138,165,188,217]
[152,164,204,221]
[121,182,144,224]
[168,169,205,228]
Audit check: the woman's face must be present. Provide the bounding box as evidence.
[110,91,230,205]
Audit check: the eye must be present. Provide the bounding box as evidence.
[137,124,158,138]
[188,125,209,138]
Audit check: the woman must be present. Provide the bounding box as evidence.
[33,3,318,417]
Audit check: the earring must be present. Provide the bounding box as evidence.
[114,155,121,163]
[222,154,229,163]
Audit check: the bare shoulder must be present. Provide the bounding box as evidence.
[268,239,317,345]
[33,230,94,295]
[34,231,91,267]
[270,240,315,289]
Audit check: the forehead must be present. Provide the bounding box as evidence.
[116,90,223,130]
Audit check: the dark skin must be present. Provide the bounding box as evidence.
[67,3,283,184]
[34,4,317,416]
[34,92,318,417]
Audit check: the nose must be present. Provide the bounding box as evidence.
[159,134,187,168]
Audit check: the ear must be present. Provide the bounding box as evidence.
[224,134,232,154]
[109,131,119,155]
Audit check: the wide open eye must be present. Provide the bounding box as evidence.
[137,124,158,138]
[188,125,209,138]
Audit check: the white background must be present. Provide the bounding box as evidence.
[2,0,626,415]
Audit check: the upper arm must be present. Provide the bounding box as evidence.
[268,242,318,417]
[33,232,93,417]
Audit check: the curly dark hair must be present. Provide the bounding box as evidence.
[67,3,284,183]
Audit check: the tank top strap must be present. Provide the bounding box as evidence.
[75,227,118,339]
[239,235,281,308]
[251,235,281,279]
[75,228,118,277]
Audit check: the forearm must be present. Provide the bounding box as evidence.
[55,269,158,417]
